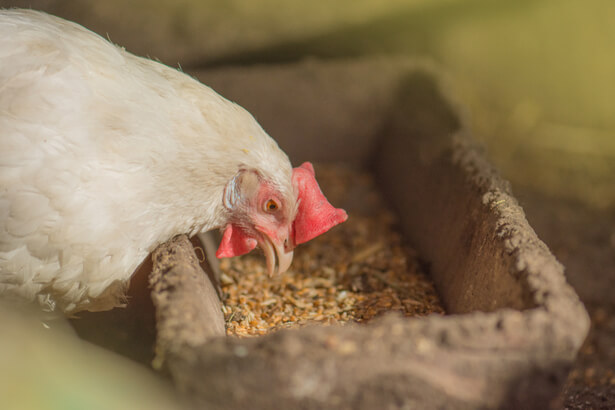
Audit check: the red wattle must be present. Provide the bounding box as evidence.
[292,162,348,245]
[216,224,257,258]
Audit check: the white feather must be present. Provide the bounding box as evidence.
[0,9,294,313]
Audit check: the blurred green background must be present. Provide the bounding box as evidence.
[2,0,611,209]
[430,0,615,210]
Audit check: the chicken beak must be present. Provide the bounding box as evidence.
[260,236,294,277]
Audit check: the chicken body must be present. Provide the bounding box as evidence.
[0,10,345,313]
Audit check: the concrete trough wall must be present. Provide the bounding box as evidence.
[152,58,589,409]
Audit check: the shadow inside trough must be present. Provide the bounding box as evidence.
[375,71,536,314]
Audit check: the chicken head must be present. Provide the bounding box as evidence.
[216,162,347,275]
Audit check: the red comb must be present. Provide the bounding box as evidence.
[292,162,348,245]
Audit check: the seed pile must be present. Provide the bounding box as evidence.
[220,164,445,337]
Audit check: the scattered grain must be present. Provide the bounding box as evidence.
[221,164,445,337]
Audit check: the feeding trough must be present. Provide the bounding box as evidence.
[88,58,590,409]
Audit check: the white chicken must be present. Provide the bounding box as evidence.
[0,9,347,314]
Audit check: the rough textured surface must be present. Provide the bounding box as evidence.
[516,191,615,409]
[149,235,225,370]
[148,60,589,409]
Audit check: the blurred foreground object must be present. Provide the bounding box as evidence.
[0,302,182,410]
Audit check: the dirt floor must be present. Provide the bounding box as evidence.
[516,188,615,409]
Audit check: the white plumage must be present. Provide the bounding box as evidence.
[0,9,348,314]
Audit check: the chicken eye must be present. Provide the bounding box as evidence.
[264,199,279,212]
